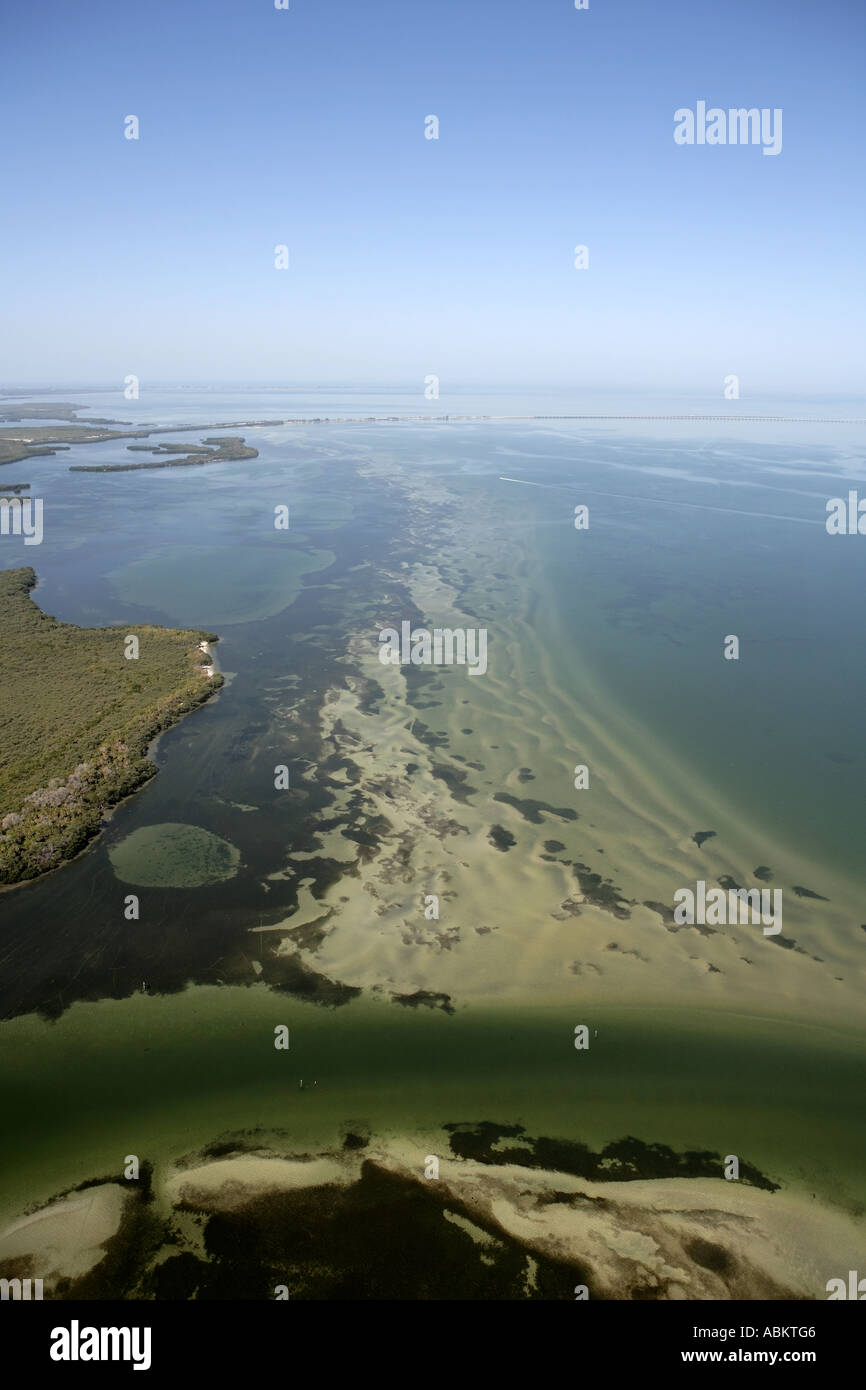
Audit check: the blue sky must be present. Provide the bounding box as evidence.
[3,0,864,393]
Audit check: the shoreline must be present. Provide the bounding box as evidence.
[0,569,224,889]
[2,1128,862,1300]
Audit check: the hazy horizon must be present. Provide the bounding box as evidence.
[3,381,865,409]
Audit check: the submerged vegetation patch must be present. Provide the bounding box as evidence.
[442,1121,779,1191]
[493,791,578,825]
[108,823,241,889]
[487,824,516,852]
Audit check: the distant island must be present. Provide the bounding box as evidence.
[0,567,222,885]
[0,401,262,468]
[70,436,258,471]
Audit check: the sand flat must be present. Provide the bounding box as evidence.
[258,563,864,1024]
[0,1183,129,1286]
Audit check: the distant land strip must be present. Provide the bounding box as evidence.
[2,407,864,469]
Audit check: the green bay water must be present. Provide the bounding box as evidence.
[1,989,864,1225]
[406,418,866,886]
[0,389,864,1233]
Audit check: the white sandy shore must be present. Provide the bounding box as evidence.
[0,1184,129,1289]
[2,1144,860,1299]
[158,1145,866,1300]
[372,1143,864,1300]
